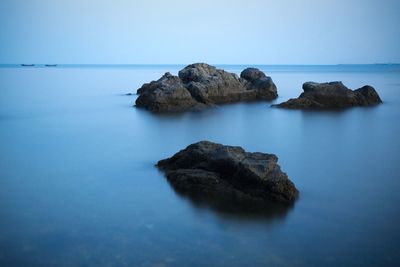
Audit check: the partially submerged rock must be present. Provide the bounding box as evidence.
[274,81,382,109]
[240,68,277,100]
[136,63,277,112]
[135,72,205,112]
[157,141,298,205]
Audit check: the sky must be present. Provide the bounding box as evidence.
[0,0,399,64]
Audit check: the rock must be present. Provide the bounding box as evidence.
[274,81,382,109]
[178,63,244,104]
[240,68,278,100]
[135,72,204,112]
[135,63,277,112]
[157,141,298,204]
[355,85,383,105]
[240,68,267,81]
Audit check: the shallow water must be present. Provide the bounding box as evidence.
[0,64,399,267]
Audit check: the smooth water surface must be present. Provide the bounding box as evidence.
[0,65,400,267]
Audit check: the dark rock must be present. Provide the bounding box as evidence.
[135,63,277,112]
[135,72,204,112]
[355,85,382,105]
[157,141,299,204]
[274,81,382,109]
[240,68,267,81]
[178,63,244,104]
[240,68,278,100]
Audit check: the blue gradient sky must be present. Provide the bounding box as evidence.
[0,0,399,64]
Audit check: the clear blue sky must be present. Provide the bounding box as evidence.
[0,0,399,64]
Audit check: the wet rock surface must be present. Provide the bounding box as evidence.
[274,81,382,109]
[157,141,299,205]
[136,63,277,112]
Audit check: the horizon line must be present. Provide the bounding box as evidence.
[1,63,400,66]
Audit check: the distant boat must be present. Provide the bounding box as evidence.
[45,64,57,67]
[21,64,35,67]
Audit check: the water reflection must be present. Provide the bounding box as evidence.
[160,171,295,222]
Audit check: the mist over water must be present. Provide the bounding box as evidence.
[0,65,400,266]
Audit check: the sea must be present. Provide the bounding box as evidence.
[0,64,399,267]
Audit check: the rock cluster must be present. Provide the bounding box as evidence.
[136,63,277,112]
[135,74,384,212]
[157,141,299,204]
[274,81,382,109]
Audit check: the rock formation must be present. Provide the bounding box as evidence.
[136,63,277,112]
[274,81,382,109]
[157,141,299,204]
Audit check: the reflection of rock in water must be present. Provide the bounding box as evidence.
[157,140,298,220]
[170,180,294,221]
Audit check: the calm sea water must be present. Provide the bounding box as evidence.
[0,64,399,267]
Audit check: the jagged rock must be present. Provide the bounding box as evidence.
[157,141,299,204]
[135,63,277,112]
[274,81,382,109]
[135,72,204,112]
[240,68,278,100]
[178,63,244,104]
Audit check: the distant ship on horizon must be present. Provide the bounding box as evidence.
[45,64,57,67]
[21,64,35,67]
